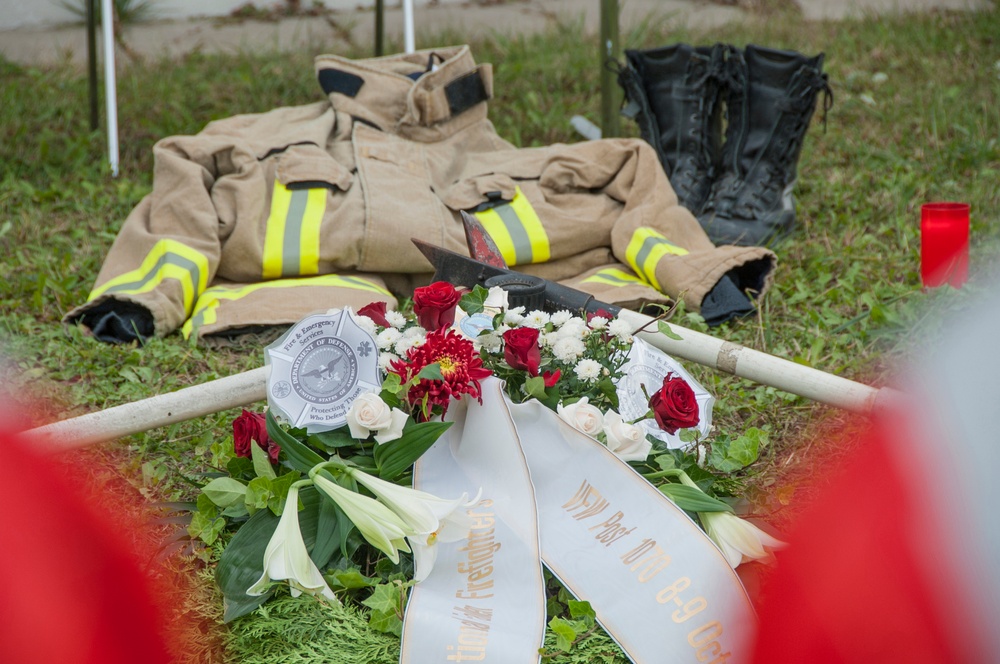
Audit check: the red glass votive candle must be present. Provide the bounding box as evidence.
[920,202,969,288]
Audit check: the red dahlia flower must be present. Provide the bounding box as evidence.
[390,328,492,419]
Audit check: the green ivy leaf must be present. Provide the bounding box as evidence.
[245,476,273,514]
[309,428,358,449]
[202,477,248,508]
[657,321,683,340]
[524,375,546,399]
[548,617,579,651]
[226,455,255,480]
[708,429,763,473]
[567,599,596,622]
[415,363,443,382]
[362,583,404,636]
[459,284,490,315]
[250,440,277,480]
[327,568,376,590]
[267,471,298,515]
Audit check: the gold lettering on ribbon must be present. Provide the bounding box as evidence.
[448,500,499,661]
[561,480,731,661]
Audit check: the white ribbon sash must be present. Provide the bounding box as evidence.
[403,379,755,663]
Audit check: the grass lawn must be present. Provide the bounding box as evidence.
[1,4,998,662]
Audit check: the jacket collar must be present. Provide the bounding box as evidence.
[314,45,493,136]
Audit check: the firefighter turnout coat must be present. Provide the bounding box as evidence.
[66,45,776,342]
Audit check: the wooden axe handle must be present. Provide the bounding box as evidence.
[20,315,900,451]
[617,309,901,415]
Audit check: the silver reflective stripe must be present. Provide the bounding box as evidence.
[495,204,534,264]
[105,252,202,298]
[281,189,310,277]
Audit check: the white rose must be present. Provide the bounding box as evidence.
[557,397,604,437]
[346,393,408,444]
[483,286,509,311]
[603,411,651,462]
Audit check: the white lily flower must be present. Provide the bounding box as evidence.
[350,469,473,535]
[700,510,785,569]
[348,470,480,583]
[406,494,479,583]
[312,474,412,563]
[603,411,651,462]
[247,485,338,601]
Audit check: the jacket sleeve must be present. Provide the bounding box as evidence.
[64,132,265,341]
[599,139,776,319]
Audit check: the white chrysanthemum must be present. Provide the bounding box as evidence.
[557,318,588,340]
[354,314,378,336]
[607,318,634,342]
[403,326,427,339]
[588,315,609,330]
[574,359,603,383]
[495,323,511,336]
[395,335,424,356]
[550,310,573,327]
[386,310,408,329]
[473,333,503,353]
[523,310,550,329]
[539,331,559,348]
[376,327,402,350]
[378,352,400,371]
[553,337,586,363]
[503,306,526,326]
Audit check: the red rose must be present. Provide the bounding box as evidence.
[233,410,274,461]
[649,373,700,435]
[357,301,391,328]
[503,327,541,376]
[413,281,462,331]
[542,369,561,387]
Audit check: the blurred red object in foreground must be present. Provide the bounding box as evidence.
[920,202,969,288]
[1,415,172,664]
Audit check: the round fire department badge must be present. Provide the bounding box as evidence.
[265,309,381,432]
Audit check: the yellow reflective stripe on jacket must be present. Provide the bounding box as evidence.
[181,274,392,339]
[262,183,327,279]
[473,186,550,266]
[625,227,689,292]
[581,267,652,288]
[88,239,209,315]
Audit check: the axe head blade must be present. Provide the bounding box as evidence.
[460,210,508,269]
[412,239,512,288]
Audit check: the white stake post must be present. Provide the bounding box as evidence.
[101,0,119,177]
[403,0,415,53]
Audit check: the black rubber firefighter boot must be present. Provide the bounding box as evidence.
[698,44,832,246]
[619,44,725,215]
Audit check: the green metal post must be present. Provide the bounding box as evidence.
[87,0,98,130]
[375,0,385,56]
[599,0,620,138]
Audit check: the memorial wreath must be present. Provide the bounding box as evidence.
[189,281,782,662]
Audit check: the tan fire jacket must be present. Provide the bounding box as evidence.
[66,45,775,342]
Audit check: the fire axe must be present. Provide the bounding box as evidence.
[22,219,901,451]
